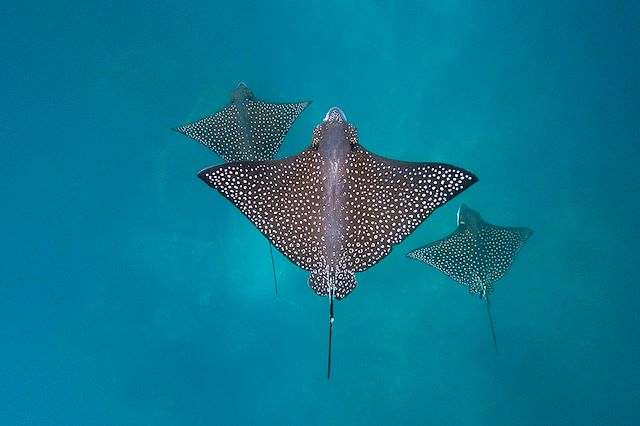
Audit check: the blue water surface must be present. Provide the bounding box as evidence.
[1,1,639,424]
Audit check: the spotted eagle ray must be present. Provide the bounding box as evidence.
[198,107,478,378]
[174,82,312,294]
[406,203,532,356]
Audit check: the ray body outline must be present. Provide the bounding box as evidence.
[407,203,532,355]
[199,107,478,377]
[174,82,312,162]
[176,82,312,293]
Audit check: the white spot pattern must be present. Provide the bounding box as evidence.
[200,149,325,271]
[407,214,532,296]
[309,268,356,300]
[342,149,477,272]
[175,87,310,162]
[199,115,478,300]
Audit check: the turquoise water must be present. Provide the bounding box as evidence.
[2,1,639,424]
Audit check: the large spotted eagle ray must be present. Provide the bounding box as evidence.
[407,203,532,356]
[198,107,478,378]
[174,82,311,294]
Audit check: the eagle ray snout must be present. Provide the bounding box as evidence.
[324,107,347,123]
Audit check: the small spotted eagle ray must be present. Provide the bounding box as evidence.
[174,82,312,294]
[198,107,478,378]
[406,203,532,356]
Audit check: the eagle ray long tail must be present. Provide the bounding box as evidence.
[486,295,499,356]
[268,242,278,295]
[327,290,334,379]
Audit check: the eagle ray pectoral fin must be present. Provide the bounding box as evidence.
[308,270,357,300]
[308,270,329,297]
